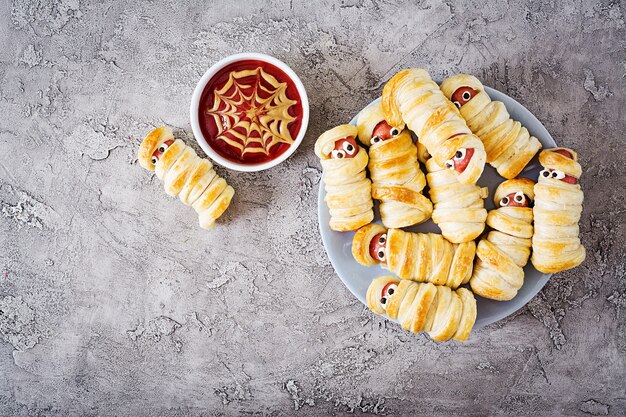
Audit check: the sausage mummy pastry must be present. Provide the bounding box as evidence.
[355,103,433,228]
[352,223,476,289]
[315,125,374,232]
[366,276,476,342]
[440,74,543,179]
[470,178,535,301]
[381,68,487,185]
[531,148,586,273]
[138,126,235,230]
[425,158,488,243]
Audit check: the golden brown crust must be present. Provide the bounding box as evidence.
[317,125,374,232]
[469,178,535,301]
[353,225,476,289]
[355,109,432,228]
[366,275,400,314]
[381,68,486,185]
[138,126,174,170]
[425,158,487,243]
[440,74,542,179]
[366,276,476,342]
[493,177,536,206]
[532,148,585,273]
[352,223,387,266]
[139,126,234,230]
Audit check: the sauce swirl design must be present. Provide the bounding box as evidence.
[199,60,303,164]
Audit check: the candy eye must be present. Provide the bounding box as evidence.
[377,248,386,262]
[514,191,525,203]
[454,148,466,160]
[445,160,454,169]
[380,296,388,309]
[370,136,381,145]
[385,283,397,297]
[378,233,387,245]
[500,196,509,206]
[158,143,169,153]
[342,141,356,155]
[331,149,345,159]
[453,101,461,108]
[462,91,471,101]
[151,156,158,164]
[390,128,400,136]
[540,169,551,178]
[551,170,566,179]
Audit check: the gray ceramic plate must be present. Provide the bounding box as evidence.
[317,86,556,329]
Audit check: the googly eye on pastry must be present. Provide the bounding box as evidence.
[382,68,486,185]
[356,102,432,228]
[366,276,400,315]
[366,276,477,342]
[469,178,535,301]
[315,125,374,232]
[493,177,535,208]
[353,224,476,289]
[356,102,402,147]
[138,126,176,171]
[425,158,487,243]
[352,223,387,266]
[440,74,543,179]
[532,148,585,273]
[138,126,234,230]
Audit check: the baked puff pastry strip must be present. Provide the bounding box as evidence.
[356,103,433,228]
[366,276,476,341]
[315,125,374,231]
[470,178,535,301]
[352,224,476,289]
[138,126,234,230]
[531,148,586,273]
[440,74,543,179]
[425,158,488,243]
[381,68,486,185]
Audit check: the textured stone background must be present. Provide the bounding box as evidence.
[1,0,625,416]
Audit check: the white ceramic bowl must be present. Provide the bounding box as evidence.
[190,52,309,172]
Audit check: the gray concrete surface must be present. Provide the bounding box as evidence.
[1,0,625,416]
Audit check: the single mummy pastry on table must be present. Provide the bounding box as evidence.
[381,68,487,185]
[531,148,586,273]
[425,158,488,243]
[470,178,536,301]
[440,74,543,179]
[315,124,374,232]
[366,275,476,342]
[138,126,235,230]
[355,103,433,228]
[352,223,475,289]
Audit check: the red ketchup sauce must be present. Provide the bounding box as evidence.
[198,60,303,164]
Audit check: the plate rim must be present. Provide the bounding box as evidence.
[317,84,555,330]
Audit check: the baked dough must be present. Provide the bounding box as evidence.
[532,148,586,273]
[470,178,535,300]
[356,103,432,228]
[352,224,476,289]
[440,74,543,179]
[138,126,234,230]
[381,68,486,185]
[315,125,374,231]
[425,158,488,243]
[366,275,476,341]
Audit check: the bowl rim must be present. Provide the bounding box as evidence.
[189,52,309,172]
